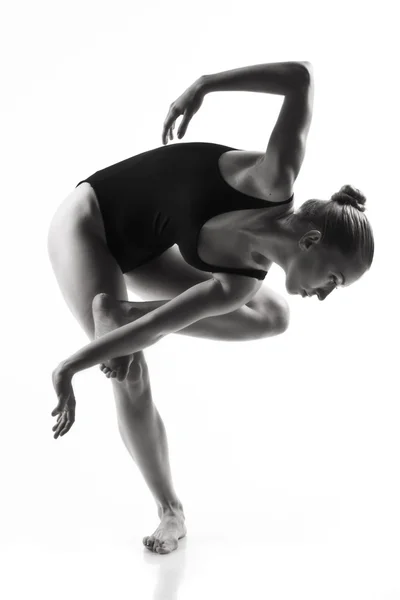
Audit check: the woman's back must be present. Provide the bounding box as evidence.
[75,142,294,279]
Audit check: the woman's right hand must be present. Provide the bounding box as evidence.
[51,363,76,439]
[162,76,207,145]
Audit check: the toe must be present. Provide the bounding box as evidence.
[156,545,170,554]
[143,535,153,548]
[157,539,177,554]
[155,541,165,554]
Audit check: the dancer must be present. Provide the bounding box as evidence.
[47,61,374,554]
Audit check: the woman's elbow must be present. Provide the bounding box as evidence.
[298,61,314,83]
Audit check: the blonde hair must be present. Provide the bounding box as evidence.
[296,184,374,267]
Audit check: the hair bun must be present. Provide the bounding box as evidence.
[331,184,367,212]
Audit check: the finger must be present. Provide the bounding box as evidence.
[52,415,63,430]
[162,124,171,146]
[53,420,69,434]
[55,409,75,438]
[53,415,67,438]
[59,418,73,437]
[51,405,63,417]
[162,120,170,146]
[178,112,191,138]
[162,108,179,145]
[54,413,66,428]
[162,114,174,144]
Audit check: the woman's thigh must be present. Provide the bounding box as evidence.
[47,184,129,341]
[123,245,212,300]
[123,245,290,330]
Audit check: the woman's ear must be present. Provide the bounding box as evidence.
[298,229,322,250]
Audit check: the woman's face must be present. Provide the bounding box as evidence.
[285,231,366,300]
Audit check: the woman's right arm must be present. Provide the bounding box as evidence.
[51,274,260,436]
[61,275,259,377]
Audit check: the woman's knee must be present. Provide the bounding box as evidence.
[260,296,290,337]
[272,307,290,334]
[120,351,150,386]
[250,287,290,337]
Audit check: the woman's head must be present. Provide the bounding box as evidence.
[284,184,374,300]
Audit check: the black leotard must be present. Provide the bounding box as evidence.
[76,142,294,280]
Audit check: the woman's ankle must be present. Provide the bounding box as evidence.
[158,500,185,518]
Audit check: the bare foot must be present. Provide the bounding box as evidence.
[143,507,187,554]
[92,293,140,381]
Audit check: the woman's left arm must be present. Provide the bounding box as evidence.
[256,62,314,188]
[163,61,312,142]
[199,60,314,188]
[163,61,314,188]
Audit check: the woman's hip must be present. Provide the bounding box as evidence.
[47,182,108,245]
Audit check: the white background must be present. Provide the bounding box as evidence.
[2,1,399,599]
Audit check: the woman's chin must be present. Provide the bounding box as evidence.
[285,282,301,296]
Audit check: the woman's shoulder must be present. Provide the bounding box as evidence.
[219,147,295,203]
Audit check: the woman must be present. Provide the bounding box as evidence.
[47,60,374,554]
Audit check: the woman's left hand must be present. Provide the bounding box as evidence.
[51,364,76,439]
[162,76,206,145]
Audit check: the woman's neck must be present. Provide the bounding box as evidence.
[250,209,298,273]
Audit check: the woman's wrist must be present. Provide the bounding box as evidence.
[199,74,212,95]
[55,316,162,378]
